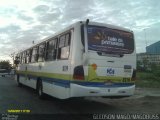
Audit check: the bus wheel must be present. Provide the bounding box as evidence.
[37,80,45,99]
[17,75,22,87]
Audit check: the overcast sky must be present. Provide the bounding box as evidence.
[0,0,160,62]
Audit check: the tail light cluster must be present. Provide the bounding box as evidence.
[91,63,97,70]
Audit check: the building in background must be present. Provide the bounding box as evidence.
[137,41,160,70]
[146,41,160,54]
[137,53,160,65]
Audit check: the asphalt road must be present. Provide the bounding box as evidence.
[0,76,160,119]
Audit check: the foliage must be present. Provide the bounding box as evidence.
[137,60,160,73]
[142,57,149,70]
[137,60,145,71]
[136,71,160,88]
[0,60,12,70]
[148,63,160,77]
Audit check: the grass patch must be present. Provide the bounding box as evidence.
[136,71,160,88]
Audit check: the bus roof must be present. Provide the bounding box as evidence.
[79,21,132,32]
[16,21,133,54]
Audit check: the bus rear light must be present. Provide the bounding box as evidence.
[91,63,97,70]
[73,65,84,80]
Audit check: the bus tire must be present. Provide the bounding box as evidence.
[37,80,45,99]
[17,75,22,87]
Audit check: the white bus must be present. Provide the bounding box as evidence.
[14,20,136,99]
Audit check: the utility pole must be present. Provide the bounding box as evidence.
[143,29,148,51]
[143,28,149,70]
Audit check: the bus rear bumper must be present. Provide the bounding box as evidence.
[70,83,135,97]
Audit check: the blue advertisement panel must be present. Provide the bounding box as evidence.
[87,25,134,55]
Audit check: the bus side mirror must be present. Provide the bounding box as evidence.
[14,60,20,65]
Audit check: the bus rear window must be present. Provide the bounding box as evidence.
[87,25,134,55]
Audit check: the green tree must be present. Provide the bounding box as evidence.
[151,63,160,77]
[150,63,157,71]
[137,60,142,71]
[0,60,11,70]
[142,57,149,71]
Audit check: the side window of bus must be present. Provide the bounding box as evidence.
[38,43,45,62]
[22,52,27,64]
[29,49,32,63]
[18,54,21,64]
[31,47,38,62]
[24,51,27,63]
[26,50,31,63]
[20,53,22,64]
[46,38,57,61]
[21,52,24,63]
[16,54,20,63]
[58,32,71,59]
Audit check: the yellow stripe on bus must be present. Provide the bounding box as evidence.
[16,70,133,83]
